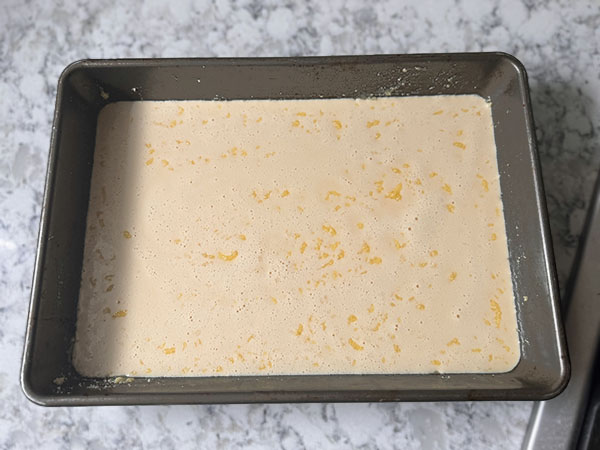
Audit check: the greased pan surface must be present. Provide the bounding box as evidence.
[21,54,569,405]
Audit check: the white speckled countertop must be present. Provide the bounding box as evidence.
[1,0,599,448]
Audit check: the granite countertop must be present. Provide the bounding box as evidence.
[1,0,599,448]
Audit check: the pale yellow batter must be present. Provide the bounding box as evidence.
[72,96,520,377]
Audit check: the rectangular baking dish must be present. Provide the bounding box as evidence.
[21,53,569,406]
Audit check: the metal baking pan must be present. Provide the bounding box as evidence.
[21,53,569,406]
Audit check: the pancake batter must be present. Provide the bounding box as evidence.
[73,96,520,377]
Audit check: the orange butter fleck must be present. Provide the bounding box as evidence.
[348,338,364,351]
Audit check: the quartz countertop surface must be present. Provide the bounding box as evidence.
[1,0,599,448]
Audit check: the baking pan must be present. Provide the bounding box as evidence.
[21,53,569,406]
